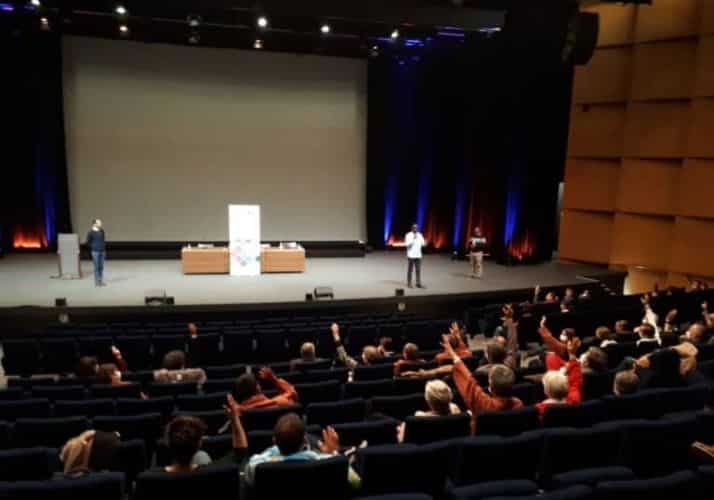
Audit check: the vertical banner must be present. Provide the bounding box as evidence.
[229,204,261,276]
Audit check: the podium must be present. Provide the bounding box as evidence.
[57,233,81,279]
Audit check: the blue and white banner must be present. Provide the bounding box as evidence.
[229,204,261,276]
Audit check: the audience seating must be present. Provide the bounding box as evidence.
[306,399,368,427]
[446,479,539,500]
[0,398,51,420]
[371,394,429,420]
[38,338,78,374]
[54,398,115,418]
[542,400,607,428]
[594,470,698,500]
[176,393,226,412]
[93,413,162,449]
[241,403,304,430]
[304,367,349,383]
[116,396,174,417]
[13,416,89,448]
[0,471,125,500]
[134,463,239,500]
[354,364,396,381]
[113,336,152,370]
[345,380,394,399]
[253,455,349,500]
[0,447,54,481]
[1,339,41,375]
[188,333,222,366]
[146,381,198,398]
[173,410,226,434]
[202,378,235,394]
[332,418,399,447]
[403,413,471,444]
[476,407,539,437]
[294,380,342,406]
[90,383,142,399]
[31,385,86,401]
[204,364,247,379]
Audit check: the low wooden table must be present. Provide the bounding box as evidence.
[181,247,229,274]
[261,247,305,273]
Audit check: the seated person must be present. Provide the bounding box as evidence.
[536,341,582,418]
[579,346,609,374]
[393,343,425,376]
[95,363,127,386]
[154,350,207,387]
[377,336,395,357]
[635,323,660,348]
[397,379,461,442]
[234,367,298,411]
[476,342,509,376]
[76,356,99,379]
[59,430,121,477]
[538,317,581,371]
[613,369,639,396]
[440,335,523,434]
[244,412,360,489]
[594,326,617,348]
[187,322,199,339]
[680,323,708,347]
[636,345,696,388]
[289,342,326,372]
[331,323,382,371]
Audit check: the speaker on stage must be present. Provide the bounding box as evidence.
[314,286,334,300]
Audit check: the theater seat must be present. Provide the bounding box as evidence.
[594,470,698,500]
[0,448,53,481]
[477,484,592,500]
[0,387,25,401]
[93,413,162,450]
[253,455,348,500]
[134,463,239,500]
[0,471,125,500]
[204,364,247,380]
[202,378,235,394]
[306,399,367,427]
[176,393,226,412]
[90,383,142,399]
[115,396,174,417]
[241,404,304,431]
[354,364,395,381]
[173,410,226,434]
[0,339,41,376]
[550,466,634,489]
[542,400,607,428]
[115,439,148,482]
[146,381,198,398]
[0,398,51,421]
[357,495,433,500]
[371,394,429,420]
[446,479,538,500]
[476,407,539,437]
[294,380,342,405]
[54,398,115,418]
[14,416,89,448]
[344,380,394,399]
[332,419,399,447]
[302,367,350,384]
[403,413,471,445]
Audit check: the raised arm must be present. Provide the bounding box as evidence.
[258,367,298,404]
[442,335,494,416]
[538,317,567,358]
[331,323,358,370]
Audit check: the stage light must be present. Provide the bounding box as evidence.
[115,5,127,16]
[257,16,268,29]
[30,0,41,7]
[187,14,201,28]
[254,38,263,49]
[391,29,399,40]
[119,24,129,35]
[320,23,330,34]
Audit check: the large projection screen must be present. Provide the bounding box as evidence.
[63,36,367,242]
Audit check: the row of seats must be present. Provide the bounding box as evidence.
[1,319,454,373]
[1,412,713,499]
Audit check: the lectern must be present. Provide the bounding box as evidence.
[57,233,81,279]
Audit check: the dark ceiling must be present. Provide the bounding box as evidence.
[0,1,578,58]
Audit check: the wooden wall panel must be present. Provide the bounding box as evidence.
[558,210,614,264]
[687,98,714,157]
[573,48,631,104]
[693,36,714,97]
[671,217,714,276]
[625,267,669,294]
[616,159,680,215]
[610,214,674,269]
[634,0,700,42]
[562,159,620,212]
[585,4,635,47]
[568,105,625,158]
[701,0,714,35]
[623,101,690,158]
[630,41,697,100]
[676,159,714,218]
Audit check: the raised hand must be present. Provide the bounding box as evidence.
[665,309,678,323]
[318,426,340,454]
[540,316,547,329]
[111,345,122,358]
[441,334,456,359]
[330,323,341,342]
[258,367,275,381]
[223,393,242,419]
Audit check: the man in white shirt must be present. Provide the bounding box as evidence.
[405,223,426,288]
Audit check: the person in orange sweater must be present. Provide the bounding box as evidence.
[435,321,472,364]
[440,334,523,434]
[234,367,298,411]
[535,339,583,419]
[538,316,581,371]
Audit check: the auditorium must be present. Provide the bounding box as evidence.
[1,1,714,499]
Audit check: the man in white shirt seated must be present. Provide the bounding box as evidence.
[405,223,426,289]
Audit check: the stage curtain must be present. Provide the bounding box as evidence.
[1,27,71,251]
[366,37,572,263]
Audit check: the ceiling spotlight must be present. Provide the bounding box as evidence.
[257,16,268,28]
[30,0,41,7]
[115,5,127,16]
[254,38,263,49]
[119,24,129,35]
[320,23,330,34]
[187,14,201,28]
[391,29,400,40]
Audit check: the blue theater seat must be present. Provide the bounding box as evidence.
[0,471,125,500]
[146,381,198,398]
[134,463,238,500]
[370,393,429,420]
[294,380,342,405]
[354,364,395,381]
[345,379,394,399]
[332,418,400,447]
[542,400,607,428]
[115,396,174,417]
[241,403,304,431]
[90,382,142,399]
[306,399,367,427]
[0,447,53,481]
[403,413,471,444]
[253,455,348,500]
[14,416,89,448]
[54,398,115,418]
[31,385,86,401]
[176,393,226,412]
[476,406,539,437]
[0,399,51,420]
[0,339,41,376]
[594,470,698,500]
[446,479,539,500]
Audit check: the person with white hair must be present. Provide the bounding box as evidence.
[86,218,106,286]
[397,379,461,442]
[536,339,582,419]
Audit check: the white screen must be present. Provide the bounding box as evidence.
[63,36,367,242]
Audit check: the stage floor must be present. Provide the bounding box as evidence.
[0,252,609,308]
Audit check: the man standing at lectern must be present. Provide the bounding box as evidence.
[405,223,426,289]
[86,219,106,287]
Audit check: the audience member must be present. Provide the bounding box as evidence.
[538,317,580,371]
[397,379,461,442]
[331,322,382,370]
[476,342,509,376]
[163,416,209,472]
[435,333,472,365]
[377,336,395,357]
[636,323,660,347]
[76,356,99,379]
[562,287,576,308]
[243,412,360,488]
[441,335,523,434]
[533,285,559,304]
[580,347,608,374]
[59,430,121,477]
[95,363,125,386]
[187,322,199,339]
[614,320,631,336]
[234,367,298,411]
[536,340,582,418]
[636,347,692,388]
[594,326,617,347]
[290,342,326,371]
[393,343,425,376]
[154,350,207,387]
[613,370,639,396]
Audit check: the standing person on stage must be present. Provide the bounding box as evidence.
[467,226,488,279]
[405,223,426,289]
[86,219,106,287]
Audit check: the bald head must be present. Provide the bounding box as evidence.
[362,345,380,364]
[684,324,706,345]
[300,342,316,361]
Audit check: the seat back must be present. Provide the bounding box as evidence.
[93,413,162,447]
[0,471,125,500]
[303,367,349,383]
[116,396,174,417]
[403,413,470,444]
[594,470,698,500]
[14,416,89,448]
[294,380,342,406]
[344,379,394,399]
[370,394,429,420]
[241,404,304,431]
[542,400,607,428]
[135,463,239,500]
[354,364,394,381]
[476,406,539,437]
[176,393,225,412]
[332,419,399,447]
[173,410,226,434]
[54,398,115,418]
[540,426,623,480]
[0,398,51,421]
[90,383,142,399]
[306,399,367,427]
[254,455,348,500]
[204,364,247,379]
[31,385,86,401]
[0,448,53,481]
[0,339,41,375]
[146,381,198,398]
[582,371,613,400]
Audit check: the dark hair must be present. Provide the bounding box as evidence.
[167,416,206,466]
[273,413,306,455]
[486,342,507,364]
[96,363,118,385]
[235,373,259,403]
[648,348,682,388]
[163,350,186,370]
[77,356,98,378]
[614,370,639,395]
[88,431,121,471]
[586,347,609,372]
[403,343,419,361]
[489,365,515,397]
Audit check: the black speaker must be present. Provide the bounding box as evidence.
[145,296,175,306]
[314,286,334,300]
[305,293,314,302]
[395,289,405,297]
[55,298,67,307]
[566,11,599,65]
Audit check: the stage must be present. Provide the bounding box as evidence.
[0,252,612,308]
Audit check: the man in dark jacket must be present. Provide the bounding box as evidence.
[86,219,106,286]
